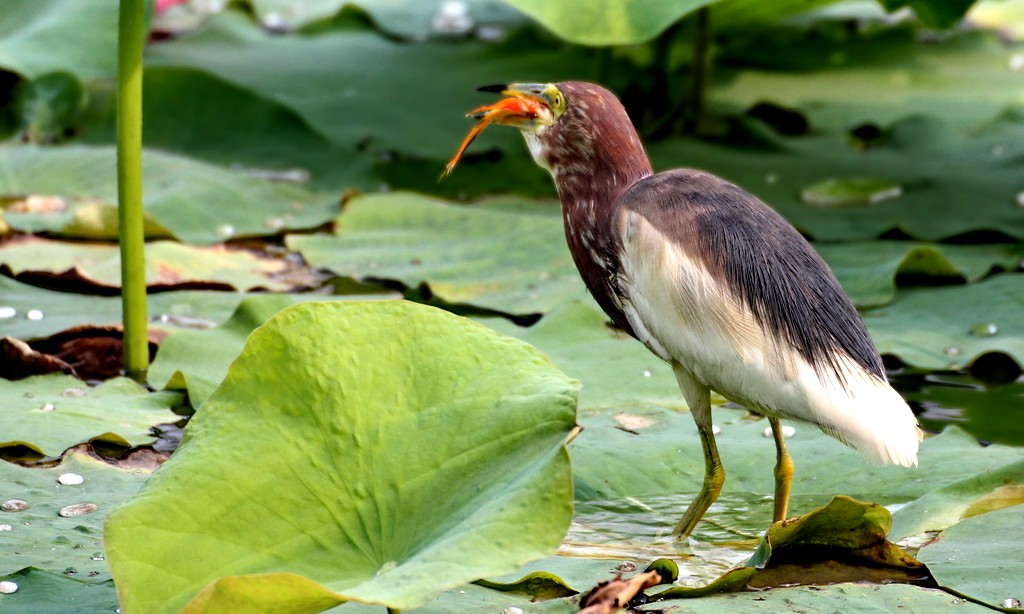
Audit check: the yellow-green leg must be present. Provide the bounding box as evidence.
[769,417,794,523]
[671,365,725,540]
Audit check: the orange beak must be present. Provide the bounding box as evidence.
[441,95,551,179]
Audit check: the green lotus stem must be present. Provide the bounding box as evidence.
[117,0,149,382]
[687,6,711,133]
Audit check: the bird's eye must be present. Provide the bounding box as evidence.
[554,93,563,109]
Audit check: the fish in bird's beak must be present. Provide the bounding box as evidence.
[441,83,559,178]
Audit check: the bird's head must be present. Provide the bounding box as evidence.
[444,81,650,184]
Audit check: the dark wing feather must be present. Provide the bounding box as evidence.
[616,169,885,382]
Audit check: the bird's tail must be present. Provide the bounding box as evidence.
[806,361,922,467]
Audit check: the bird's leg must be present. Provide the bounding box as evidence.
[768,417,794,523]
[671,365,724,540]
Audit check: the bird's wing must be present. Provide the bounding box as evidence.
[614,168,884,385]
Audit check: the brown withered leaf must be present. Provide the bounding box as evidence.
[4,326,165,381]
[0,336,75,379]
[579,570,661,614]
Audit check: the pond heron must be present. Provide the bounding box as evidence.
[446,82,921,539]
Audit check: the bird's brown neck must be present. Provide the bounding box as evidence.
[541,123,652,335]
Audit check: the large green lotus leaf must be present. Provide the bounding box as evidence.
[0,0,147,80]
[819,241,1023,308]
[0,374,182,457]
[0,568,119,614]
[710,29,1023,132]
[287,192,589,314]
[499,0,720,46]
[864,274,1024,370]
[106,301,578,613]
[0,238,309,292]
[879,0,977,28]
[0,452,153,579]
[890,458,1024,540]
[918,504,1024,610]
[144,10,597,160]
[0,145,338,245]
[649,115,1024,242]
[148,294,394,406]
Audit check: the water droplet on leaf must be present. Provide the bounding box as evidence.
[1,499,28,512]
[616,561,637,572]
[61,388,85,398]
[0,524,12,532]
[801,178,903,208]
[91,552,105,561]
[40,403,55,412]
[0,306,16,319]
[214,224,235,240]
[944,347,960,357]
[969,323,998,337]
[58,473,84,486]
[26,309,44,321]
[59,503,98,517]
[63,567,77,575]
[1002,598,1021,609]
[642,369,652,378]
[0,580,18,594]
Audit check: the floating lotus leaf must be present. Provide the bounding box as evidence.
[287,192,587,314]
[0,374,181,457]
[864,274,1024,370]
[0,568,119,614]
[819,241,1022,308]
[0,275,245,342]
[918,504,1024,611]
[0,452,153,580]
[0,238,311,292]
[0,145,338,244]
[650,115,1024,241]
[891,458,1024,540]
